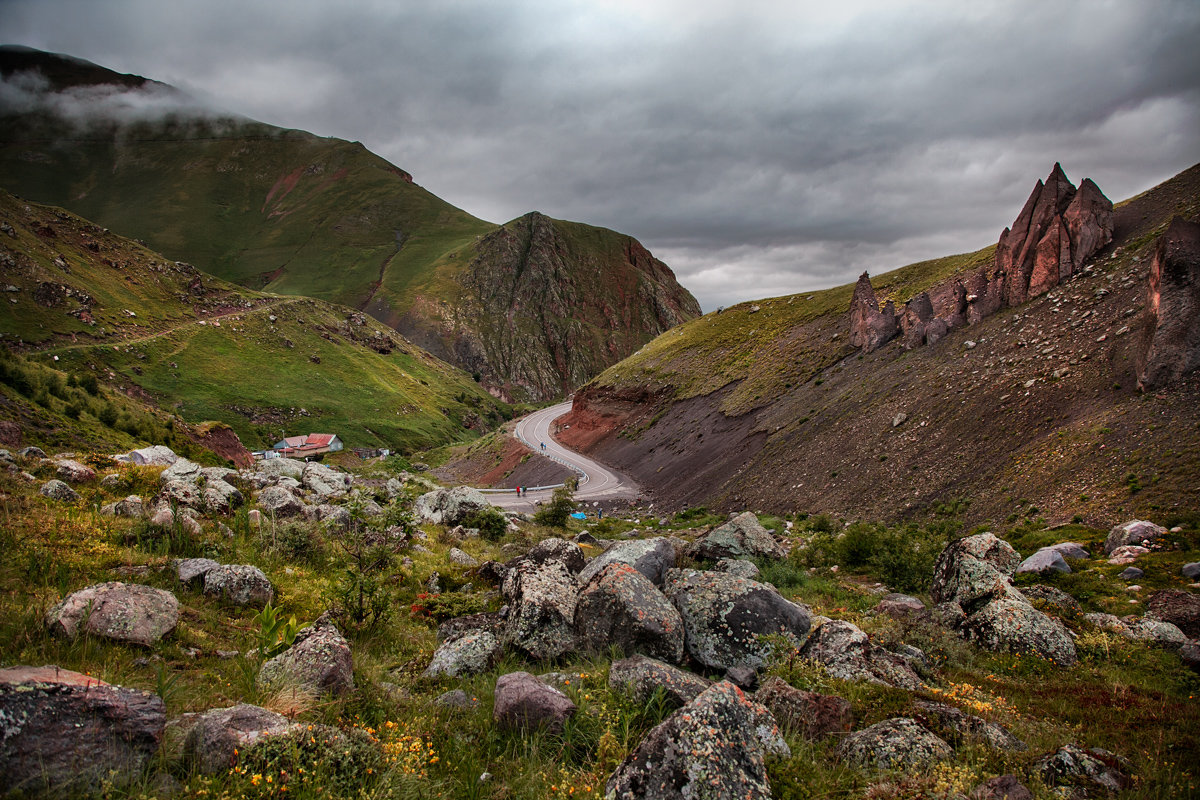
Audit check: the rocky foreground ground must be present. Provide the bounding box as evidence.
[1,444,1197,799]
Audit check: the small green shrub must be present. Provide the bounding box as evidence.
[534,485,576,529]
[461,507,508,541]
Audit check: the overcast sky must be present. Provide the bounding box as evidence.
[4,0,1199,310]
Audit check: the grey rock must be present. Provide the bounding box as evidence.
[202,479,243,513]
[0,665,165,795]
[1119,567,1144,581]
[1146,589,1200,637]
[257,618,354,695]
[202,564,274,607]
[755,675,853,739]
[716,558,761,580]
[19,446,47,459]
[1104,519,1168,554]
[46,582,178,646]
[448,547,479,567]
[931,533,1023,608]
[54,458,96,483]
[608,654,712,709]
[493,671,576,734]
[434,689,479,709]
[100,494,144,518]
[436,611,506,644]
[414,486,491,526]
[606,681,788,800]
[1182,562,1200,580]
[691,511,785,561]
[175,558,221,586]
[301,461,349,501]
[1107,544,1151,564]
[183,704,293,774]
[1124,617,1187,649]
[160,457,202,485]
[837,717,952,770]
[255,457,306,479]
[510,537,587,574]
[1021,584,1082,616]
[574,562,684,663]
[1047,541,1090,560]
[966,598,1077,666]
[877,593,927,618]
[501,557,578,661]
[40,479,80,502]
[915,699,1026,751]
[1016,548,1071,575]
[118,445,179,466]
[257,485,305,518]
[423,631,503,678]
[665,568,810,671]
[312,503,351,529]
[577,537,675,587]
[800,619,924,690]
[1034,744,1130,795]
[969,775,1033,800]
[1135,216,1200,389]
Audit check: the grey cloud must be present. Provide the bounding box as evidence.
[3,0,1199,311]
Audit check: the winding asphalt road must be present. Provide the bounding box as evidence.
[486,400,640,512]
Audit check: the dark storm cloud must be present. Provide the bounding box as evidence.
[4,0,1199,310]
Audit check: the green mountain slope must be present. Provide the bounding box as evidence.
[0,46,700,401]
[0,188,508,452]
[559,164,1200,526]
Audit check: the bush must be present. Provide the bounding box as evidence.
[460,507,508,541]
[232,725,381,797]
[534,485,575,528]
[791,520,950,593]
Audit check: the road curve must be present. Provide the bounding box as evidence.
[486,400,640,512]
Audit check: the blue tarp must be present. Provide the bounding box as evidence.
[570,512,588,519]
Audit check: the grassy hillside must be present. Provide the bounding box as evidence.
[0,188,508,452]
[562,165,1200,525]
[0,47,700,400]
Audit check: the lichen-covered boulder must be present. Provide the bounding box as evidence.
[175,557,221,586]
[100,494,145,518]
[493,671,576,734]
[182,704,293,774]
[606,681,789,800]
[837,717,952,770]
[202,564,274,607]
[664,568,810,671]
[577,537,675,587]
[1034,744,1131,795]
[965,597,1077,666]
[931,533,1023,608]
[202,478,244,513]
[508,536,587,574]
[691,511,785,561]
[414,486,491,526]
[1021,584,1082,616]
[257,618,354,695]
[1104,520,1168,554]
[574,562,684,663]
[54,458,96,483]
[799,619,924,690]
[1146,589,1200,638]
[257,485,305,518]
[608,654,712,709]
[448,547,479,567]
[301,461,349,501]
[876,593,927,618]
[1016,548,1071,575]
[46,582,178,646]
[40,478,80,503]
[423,630,503,678]
[716,558,761,580]
[502,557,578,661]
[755,676,853,739]
[255,457,306,479]
[914,700,1025,751]
[436,611,506,644]
[0,665,165,796]
[1123,616,1188,649]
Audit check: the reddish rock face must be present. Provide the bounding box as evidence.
[1137,217,1200,390]
[848,272,899,352]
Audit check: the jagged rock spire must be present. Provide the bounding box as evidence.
[848,272,898,352]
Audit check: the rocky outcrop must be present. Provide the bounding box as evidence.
[848,272,899,352]
[46,582,179,646]
[851,164,1113,354]
[1136,217,1200,389]
[0,665,165,795]
[606,681,789,800]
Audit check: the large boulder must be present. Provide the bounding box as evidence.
[116,445,179,466]
[608,654,712,709]
[606,681,789,800]
[257,618,354,696]
[255,456,306,479]
[837,717,953,770]
[509,536,586,574]
[0,665,165,795]
[175,557,221,587]
[577,537,675,587]
[202,564,274,607]
[664,568,810,671]
[100,494,145,518]
[202,478,244,513]
[1146,590,1200,638]
[502,557,578,661]
[691,511,785,561]
[182,704,293,774]
[755,676,853,739]
[1016,548,1071,575]
[40,478,80,502]
[1034,744,1131,796]
[436,611,506,644]
[414,486,491,526]
[1136,217,1200,389]
[46,582,178,646]
[574,562,684,663]
[160,457,203,484]
[1104,519,1168,554]
[931,533,1023,609]
[965,597,1077,666]
[54,458,96,483]
[423,630,504,678]
[800,619,924,690]
[257,485,306,518]
[492,671,576,734]
[301,461,349,501]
